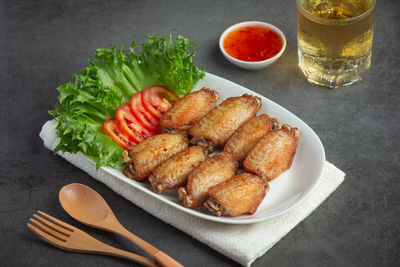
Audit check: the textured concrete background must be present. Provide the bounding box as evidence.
[2,0,399,266]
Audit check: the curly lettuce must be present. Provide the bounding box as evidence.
[49,35,205,167]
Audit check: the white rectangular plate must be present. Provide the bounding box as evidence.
[98,72,326,224]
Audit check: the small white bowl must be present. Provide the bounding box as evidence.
[219,21,286,70]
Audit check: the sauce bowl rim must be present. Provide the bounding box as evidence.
[219,21,287,67]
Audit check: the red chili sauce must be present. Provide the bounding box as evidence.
[223,25,282,62]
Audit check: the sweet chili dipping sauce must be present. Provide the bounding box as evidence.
[223,25,282,62]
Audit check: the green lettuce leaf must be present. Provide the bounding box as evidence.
[50,35,205,167]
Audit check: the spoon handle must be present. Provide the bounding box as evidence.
[118,226,184,267]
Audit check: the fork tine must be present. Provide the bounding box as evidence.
[33,214,71,237]
[30,218,68,241]
[36,211,74,232]
[27,222,68,250]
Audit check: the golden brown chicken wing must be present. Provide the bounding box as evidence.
[204,173,269,217]
[148,146,208,193]
[243,124,300,181]
[123,133,189,181]
[189,94,262,152]
[224,114,278,162]
[160,88,220,132]
[178,151,237,207]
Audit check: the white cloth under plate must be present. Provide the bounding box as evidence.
[40,120,345,266]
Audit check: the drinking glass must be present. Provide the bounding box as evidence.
[297,0,376,88]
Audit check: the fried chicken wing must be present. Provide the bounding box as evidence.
[123,133,189,181]
[148,146,208,193]
[204,173,269,217]
[189,94,262,152]
[178,151,237,207]
[160,88,220,132]
[243,124,300,181]
[224,114,278,162]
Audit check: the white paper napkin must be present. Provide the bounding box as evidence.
[40,120,345,266]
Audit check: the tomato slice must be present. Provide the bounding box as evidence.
[141,85,180,120]
[116,104,155,143]
[104,119,136,150]
[129,91,161,132]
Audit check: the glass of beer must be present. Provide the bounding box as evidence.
[297,0,376,88]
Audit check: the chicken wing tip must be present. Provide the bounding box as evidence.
[281,124,301,139]
[204,198,222,217]
[148,175,164,194]
[271,118,280,130]
[122,150,131,164]
[178,187,193,208]
[242,93,262,106]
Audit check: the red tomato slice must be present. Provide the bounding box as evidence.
[104,119,136,150]
[129,91,161,132]
[141,85,180,120]
[116,104,154,143]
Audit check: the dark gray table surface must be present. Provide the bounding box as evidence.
[2,0,399,266]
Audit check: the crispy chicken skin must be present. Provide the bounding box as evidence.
[148,146,208,194]
[189,94,262,152]
[243,124,300,181]
[178,151,237,207]
[204,173,269,217]
[123,133,189,181]
[224,114,278,162]
[160,88,220,132]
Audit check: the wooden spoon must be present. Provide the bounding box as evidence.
[59,183,183,267]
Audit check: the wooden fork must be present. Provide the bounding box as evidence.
[27,211,155,266]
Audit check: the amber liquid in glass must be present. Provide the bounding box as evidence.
[297,0,375,88]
